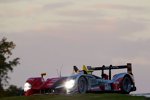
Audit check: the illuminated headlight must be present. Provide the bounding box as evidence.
[24,82,31,92]
[64,79,75,89]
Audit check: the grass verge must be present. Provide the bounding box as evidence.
[0,93,149,100]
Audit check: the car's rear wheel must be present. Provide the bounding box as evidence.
[121,76,132,94]
[78,77,87,93]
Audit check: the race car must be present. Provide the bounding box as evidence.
[24,63,136,96]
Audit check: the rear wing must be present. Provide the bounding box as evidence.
[88,63,133,80]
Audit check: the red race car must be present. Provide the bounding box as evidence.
[24,63,136,96]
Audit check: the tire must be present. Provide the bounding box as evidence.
[78,77,87,93]
[121,76,132,94]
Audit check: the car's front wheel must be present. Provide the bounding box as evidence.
[78,77,87,93]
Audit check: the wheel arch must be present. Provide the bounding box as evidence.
[80,75,89,86]
[122,74,134,85]
[113,73,133,83]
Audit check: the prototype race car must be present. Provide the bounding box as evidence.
[24,63,136,96]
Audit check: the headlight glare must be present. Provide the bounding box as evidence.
[65,79,75,89]
[24,82,31,92]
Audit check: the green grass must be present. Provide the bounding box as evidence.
[0,93,149,100]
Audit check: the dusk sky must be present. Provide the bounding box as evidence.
[0,0,150,93]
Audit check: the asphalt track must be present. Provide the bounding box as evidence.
[131,93,150,97]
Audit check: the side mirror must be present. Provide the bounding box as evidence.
[41,73,46,78]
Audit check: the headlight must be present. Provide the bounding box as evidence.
[24,82,31,92]
[64,79,75,89]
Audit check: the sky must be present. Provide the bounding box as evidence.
[0,0,150,93]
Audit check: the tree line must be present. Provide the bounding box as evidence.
[0,37,22,97]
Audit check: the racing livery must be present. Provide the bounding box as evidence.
[24,63,136,96]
